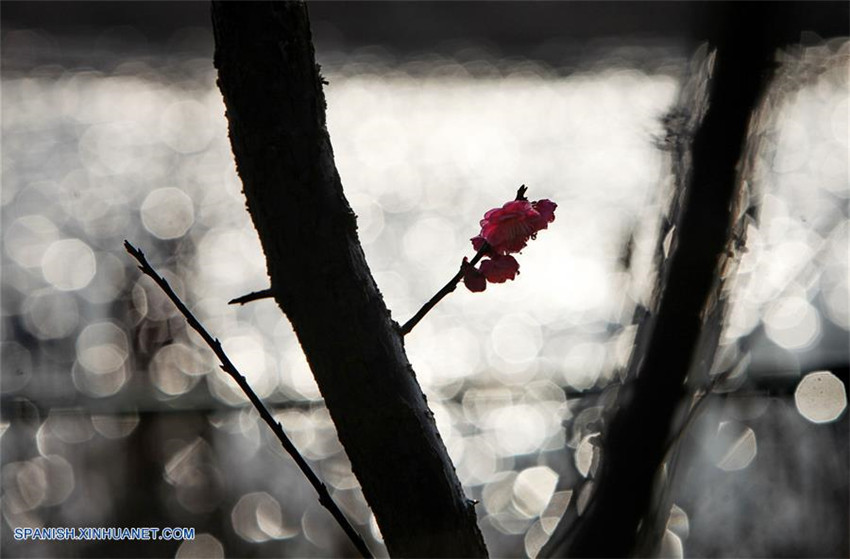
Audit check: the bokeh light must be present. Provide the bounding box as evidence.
[714,422,758,472]
[512,466,559,518]
[795,370,847,424]
[140,187,195,240]
[175,533,225,559]
[1,12,846,559]
[232,492,299,543]
[41,238,96,291]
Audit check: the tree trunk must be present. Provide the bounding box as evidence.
[210,2,487,557]
[542,3,793,557]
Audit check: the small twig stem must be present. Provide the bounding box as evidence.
[400,185,527,337]
[123,241,373,559]
[400,243,489,336]
[229,288,274,305]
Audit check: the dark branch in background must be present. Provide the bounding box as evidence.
[661,365,736,462]
[400,184,528,336]
[542,3,798,557]
[123,241,373,559]
[229,288,274,306]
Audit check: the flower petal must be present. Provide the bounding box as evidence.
[480,254,520,283]
[471,194,556,255]
[533,199,557,223]
[462,259,487,292]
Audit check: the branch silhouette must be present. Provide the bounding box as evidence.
[123,240,373,559]
[229,288,274,306]
[400,184,530,336]
[400,243,490,336]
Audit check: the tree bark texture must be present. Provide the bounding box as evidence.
[211,3,487,557]
[542,3,804,557]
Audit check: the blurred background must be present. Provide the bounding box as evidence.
[1,2,847,557]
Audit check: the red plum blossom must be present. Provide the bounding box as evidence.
[464,197,556,292]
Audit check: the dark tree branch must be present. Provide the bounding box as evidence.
[229,288,274,305]
[123,240,373,558]
[210,2,487,556]
[542,4,795,557]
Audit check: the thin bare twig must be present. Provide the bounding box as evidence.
[123,240,373,559]
[229,288,274,305]
[399,243,490,336]
[400,185,528,337]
